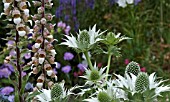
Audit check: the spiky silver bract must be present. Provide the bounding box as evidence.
[80,63,107,86]
[61,25,106,52]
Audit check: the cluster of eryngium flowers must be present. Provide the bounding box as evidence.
[83,61,170,102]
[30,0,57,90]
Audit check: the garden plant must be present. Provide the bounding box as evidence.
[0,0,170,102]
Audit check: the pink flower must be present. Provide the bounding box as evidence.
[124,59,130,65]
[140,67,146,72]
[73,72,78,77]
[97,63,102,68]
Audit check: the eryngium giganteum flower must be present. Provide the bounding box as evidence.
[61,25,106,53]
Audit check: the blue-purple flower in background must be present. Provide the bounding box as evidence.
[64,52,74,61]
[25,82,33,91]
[77,63,87,72]
[0,64,14,78]
[62,65,72,73]
[0,86,14,95]
[134,0,141,5]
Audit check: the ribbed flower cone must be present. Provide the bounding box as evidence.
[79,30,90,44]
[125,61,140,76]
[97,91,112,102]
[90,69,100,81]
[135,72,149,92]
[51,83,63,99]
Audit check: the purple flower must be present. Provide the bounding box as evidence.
[64,25,71,35]
[25,82,33,91]
[134,0,141,5]
[24,53,31,59]
[62,65,71,73]
[6,40,15,49]
[77,63,87,72]
[64,52,74,61]
[0,64,14,78]
[22,71,27,77]
[57,21,66,29]
[8,95,14,102]
[0,87,14,95]
[9,50,16,56]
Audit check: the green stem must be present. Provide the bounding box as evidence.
[84,51,93,70]
[105,53,112,81]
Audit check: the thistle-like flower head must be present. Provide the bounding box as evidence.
[135,72,149,92]
[61,25,106,52]
[80,64,107,85]
[125,61,140,76]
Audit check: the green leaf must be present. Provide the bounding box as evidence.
[25,91,41,101]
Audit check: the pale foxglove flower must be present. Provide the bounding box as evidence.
[39,58,45,64]
[61,25,106,52]
[23,9,29,16]
[18,30,26,36]
[50,49,57,57]
[47,70,53,76]
[4,3,10,10]
[36,83,43,89]
[34,43,41,48]
[13,17,21,24]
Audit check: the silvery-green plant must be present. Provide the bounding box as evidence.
[135,72,149,92]
[34,81,75,102]
[80,63,107,86]
[125,61,140,76]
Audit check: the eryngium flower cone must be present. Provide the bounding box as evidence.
[51,83,63,99]
[125,61,140,76]
[135,72,149,92]
[97,91,112,102]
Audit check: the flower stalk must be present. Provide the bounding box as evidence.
[105,53,112,82]
[84,51,93,70]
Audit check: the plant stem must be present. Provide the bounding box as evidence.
[14,1,23,102]
[41,0,46,88]
[84,51,93,70]
[105,53,112,81]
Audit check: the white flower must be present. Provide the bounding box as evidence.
[18,31,26,36]
[34,43,41,48]
[117,0,134,8]
[36,83,43,89]
[36,89,51,102]
[47,70,53,76]
[50,49,56,57]
[39,58,45,64]
[4,3,10,10]
[23,9,29,16]
[14,17,21,24]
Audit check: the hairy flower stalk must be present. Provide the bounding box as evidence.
[31,0,57,89]
[2,0,30,101]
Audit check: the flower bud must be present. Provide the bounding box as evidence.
[40,18,46,25]
[19,2,27,10]
[37,7,44,14]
